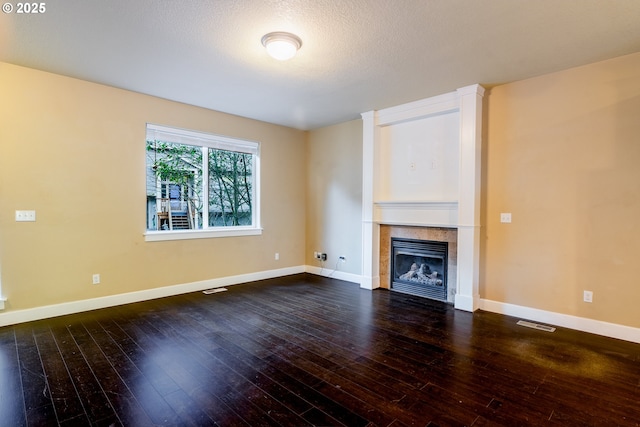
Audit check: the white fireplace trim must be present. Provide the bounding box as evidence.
[375,90,459,127]
[361,84,485,310]
[374,200,458,228]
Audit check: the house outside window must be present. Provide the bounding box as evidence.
[145,124,261,241]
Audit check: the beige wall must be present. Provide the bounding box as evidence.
[3,50,639,331]
[304,52,640,331]
[0,62,306,311]
[306,120,362,275]
[483,52,640,328]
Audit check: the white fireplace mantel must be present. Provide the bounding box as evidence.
[361,84,485,312]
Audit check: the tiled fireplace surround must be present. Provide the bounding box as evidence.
[361,85,484,312]
[380,225,458,303]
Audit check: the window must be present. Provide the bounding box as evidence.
[145,124,260,241]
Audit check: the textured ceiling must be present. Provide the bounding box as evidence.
[1,0,639,130]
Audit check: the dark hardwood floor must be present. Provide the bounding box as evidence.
[1,273,639,426]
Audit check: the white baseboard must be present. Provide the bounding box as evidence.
[359,275,380,290]
[304,265,362,285]
[0,266,304,328]
[300,270,639,343]
[454,293,479,312]
[301,270,640,343]
[3,269,637,344]
[481,299,640,344]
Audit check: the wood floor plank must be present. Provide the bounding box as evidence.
[80,318,182,425]
[187,295,413,426]
[49,322,119,425]
[97,316,183,398]
[148,307,315,424]
[113,305,282,426]
[32,324,88,424]
[200,303,406,423]
[1,274,639,426]
[0,328,27,427]
[14,324,59,426]
[65,320,156,426]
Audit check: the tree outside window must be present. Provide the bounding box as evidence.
[145,124,259,234]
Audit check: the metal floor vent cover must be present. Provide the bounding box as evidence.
[202,288,228,295]
[517,320,556,332]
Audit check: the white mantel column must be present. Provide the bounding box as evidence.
[454,84,485,311]
[361,111,380,290]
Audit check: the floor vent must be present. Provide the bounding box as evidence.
[202,288,228,295]
[517,320,556,332]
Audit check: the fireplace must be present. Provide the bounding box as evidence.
[391,238,448,301]
[362,85,484,311]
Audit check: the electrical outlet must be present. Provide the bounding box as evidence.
[275,252,279,260]
[339,256,346,262]
[92,274,100,285]
[583,290,593,303]
[320,253,327,261]
[500,213,512,223]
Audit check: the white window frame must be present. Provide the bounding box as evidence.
[144,124,261,242]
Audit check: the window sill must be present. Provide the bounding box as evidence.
[145,227,263,242]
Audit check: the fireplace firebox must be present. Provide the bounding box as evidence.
[390,238,448,301]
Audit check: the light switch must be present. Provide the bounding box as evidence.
[15,210,36,222]
[500,213,512,223]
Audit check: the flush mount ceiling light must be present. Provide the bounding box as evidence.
[261,32,302,61]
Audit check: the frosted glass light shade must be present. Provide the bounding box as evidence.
[261,32,302,61]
